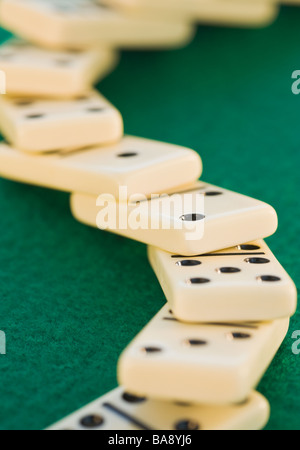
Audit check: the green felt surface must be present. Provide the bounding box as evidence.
[0,6,300,431]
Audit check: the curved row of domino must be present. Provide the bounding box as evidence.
[0,0,297,431]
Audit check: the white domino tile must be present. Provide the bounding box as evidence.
[0,136,202,196]
[148,240,297,322]
[0,90,123,152]
[71,181,278,255]
[47,386,270,430]
[0,0,195,50]
[100,0,279,28]
[118,305,289,405]
[0,38,118,98]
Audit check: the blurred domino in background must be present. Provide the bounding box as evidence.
[0,90,123,151]
[0,0,195,49]
[100,0,279,28]
[0,38,119,98]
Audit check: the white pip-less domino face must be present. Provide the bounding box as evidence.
[101,0,278,28]
[71,182,278,256]
[148,240,297,323]
[0,0,195,50]
[0,137,202,197]
[47,386,270,430]
[0,38,118,98]
[0,90,123,152]
[118,305,289,405]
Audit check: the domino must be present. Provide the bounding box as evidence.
[47,386,270,430]
[0,90,123,152]
[280,0,300,4]
[0,0,195,50]
[71,181,278,256]
[0,38,119,98]
[101,0,279,28]
[118,305,289,405]
[148,240,297,323]
[0,137,202,197]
